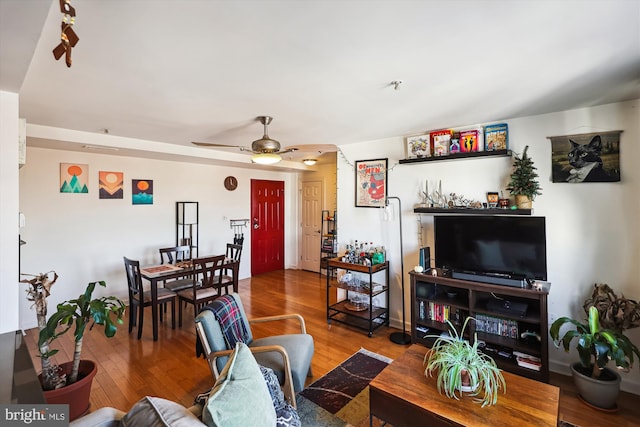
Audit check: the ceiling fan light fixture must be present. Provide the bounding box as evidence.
[303,159,317,166]
[251,152,282,165]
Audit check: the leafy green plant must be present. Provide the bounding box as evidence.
[550,305,640,379]
[423,317,506,407]
[506,145,542,200]
[38,281,126,388]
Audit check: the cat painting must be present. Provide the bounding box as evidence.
[550,132,621,183]
[566,135,618,183]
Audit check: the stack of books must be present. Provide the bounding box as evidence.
[513,351,542,371]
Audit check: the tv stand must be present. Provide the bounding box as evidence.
[410,271,549,382]
[452,271,527,288]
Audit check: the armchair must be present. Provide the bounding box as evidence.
[195,293,314,408]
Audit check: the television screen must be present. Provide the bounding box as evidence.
[434,215,547,281]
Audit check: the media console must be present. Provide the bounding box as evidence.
[410,271,549,383]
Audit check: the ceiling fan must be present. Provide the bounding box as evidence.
[192,116,298,165]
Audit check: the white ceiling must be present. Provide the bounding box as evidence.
[2,0,639,170]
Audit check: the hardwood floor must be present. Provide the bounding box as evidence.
[24,269,639,426]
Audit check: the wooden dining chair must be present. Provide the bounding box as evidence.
[214,243,243,294]
[123,256,177,339]
[176,254,225,327]
[158,245,192,293]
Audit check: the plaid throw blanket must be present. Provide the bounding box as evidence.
[196,295,249,357]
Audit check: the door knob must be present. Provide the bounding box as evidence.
[253,218,259,229]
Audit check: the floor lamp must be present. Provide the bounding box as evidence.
[386,196,412,345]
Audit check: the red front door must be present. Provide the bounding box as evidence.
[251,179,285,275]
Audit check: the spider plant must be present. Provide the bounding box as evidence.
[424,317,506,407]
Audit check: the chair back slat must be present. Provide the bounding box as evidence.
[193,255,226,289]
[159,245,191,264]
[226,243,242,262]
[123,256,143,299]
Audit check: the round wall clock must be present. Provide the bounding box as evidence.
[224,176,238,191]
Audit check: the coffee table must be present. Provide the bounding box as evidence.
[369,344,559,427]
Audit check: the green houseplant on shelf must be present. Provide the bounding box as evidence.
[506,145,542,209]
[36,279,126,420]
[424,317,506,407]
[550,283,640,409]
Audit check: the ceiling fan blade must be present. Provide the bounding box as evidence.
[192,142,253,151]
[277,147,299,154]
[285,144,338,153]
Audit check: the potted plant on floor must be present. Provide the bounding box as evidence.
[424,317,506,407]
[550,283,640,410]
[506,145,542,209]
[37,280,126,420]
[20,271,65,390]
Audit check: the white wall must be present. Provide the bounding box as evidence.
[18,147,301,330]
[337,99,640,393]
[0,91,20,334]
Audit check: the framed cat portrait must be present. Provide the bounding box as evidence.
[548,130,621,183]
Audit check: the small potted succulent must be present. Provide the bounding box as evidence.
[550,283,640,409]
[424,317,506,407]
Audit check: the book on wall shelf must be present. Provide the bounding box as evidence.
[406,133,432,158]
[459,129,480,152]
[430,129,452,157]
[484,123,509,151]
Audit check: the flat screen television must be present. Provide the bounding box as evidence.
[434,215,547,282]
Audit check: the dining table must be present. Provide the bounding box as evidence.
[140,257,239,341]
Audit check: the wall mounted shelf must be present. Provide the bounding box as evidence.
[399,149,512,165]
[414,207,531,215]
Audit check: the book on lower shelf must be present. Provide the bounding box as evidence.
[514,351,542,371]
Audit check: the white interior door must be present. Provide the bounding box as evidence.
[300,180,322,272]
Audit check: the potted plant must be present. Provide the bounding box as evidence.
[550,284,640,410]
[423,317,506,407]
[506,145,542,209]
[20,271,65,390]
[37,280,126,420]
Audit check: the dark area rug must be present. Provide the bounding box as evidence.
[297,348,580,427]
[298,348,392,426]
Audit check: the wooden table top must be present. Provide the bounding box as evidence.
[370,344,559,427]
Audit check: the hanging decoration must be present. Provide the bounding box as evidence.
[53,0,79,67]
[548,130,622,183]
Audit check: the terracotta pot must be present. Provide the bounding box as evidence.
[458,368,478,392]
[41,360,97,421]
[515,195,532,209]
[570,362,620,410]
